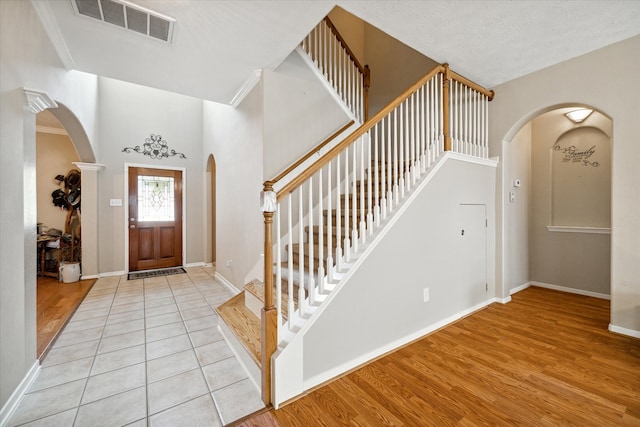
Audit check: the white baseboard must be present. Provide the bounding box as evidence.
[184,262,206,268]
[0,361,40,427]
[99,270,125,278]
[214,272,241,295]
[495,295,512,304]
[80,274,99,280]
[531,281,610,300]
[510,282,531,295]
[303,297,494,392]
[608,324,640,339]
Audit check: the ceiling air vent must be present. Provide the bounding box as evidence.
[71,0,175,43]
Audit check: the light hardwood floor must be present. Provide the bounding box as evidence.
[235,287,640,426]
[37,276,95,357]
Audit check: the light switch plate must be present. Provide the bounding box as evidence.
[109,199,122,207]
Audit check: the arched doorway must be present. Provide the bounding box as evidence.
[501,104,612,301]
[207,154,217,266]
[33,101,100,357]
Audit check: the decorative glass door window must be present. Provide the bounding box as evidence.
[137,175,175,221]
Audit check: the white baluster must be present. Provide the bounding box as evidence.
[298,188,305,316]
[380,120,387,220]
[393,107,399,206]
[335,153,343,270]
[287,194,294,330]
[352,143,358,254]
[307,178,314,306]
[317,169,325,294]
[326,160,333,282]
[343,146,351,262]
[373,123,380,228]
[276,207,282,343]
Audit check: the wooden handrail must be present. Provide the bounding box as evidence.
[323,16,366,75]
[449,69,495,100]
[275,65,446,199]
[270,121,355,186]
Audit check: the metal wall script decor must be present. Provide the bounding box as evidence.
[553,143,599,167]
[122,134,186,160]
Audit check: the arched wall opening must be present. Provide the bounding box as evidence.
[500,103,612,305]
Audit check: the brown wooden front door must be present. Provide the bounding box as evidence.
[128,167,183,272]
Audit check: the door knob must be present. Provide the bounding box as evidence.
[130,225,136,229]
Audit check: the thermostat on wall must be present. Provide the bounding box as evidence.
[513,179,521,187]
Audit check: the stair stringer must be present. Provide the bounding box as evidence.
[294,46,361,125]
[273,152,499,406]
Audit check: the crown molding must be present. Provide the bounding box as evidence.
[23,88,57,114]
[230,70,262,108]
[73,162,105,172]
[31,0,76,70]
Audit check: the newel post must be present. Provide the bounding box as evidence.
[442,63,451,152]
[260,181,277,406]
[364,65,371,121]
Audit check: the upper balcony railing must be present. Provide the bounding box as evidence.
[301,17,370,122]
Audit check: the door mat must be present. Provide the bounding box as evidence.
[128,267,186,280]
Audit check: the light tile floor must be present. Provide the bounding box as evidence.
[8,267,264,427]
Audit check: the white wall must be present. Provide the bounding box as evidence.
[96,77,204,273]
[301,157,496,384]
[263,51,350,180]
[0,0,99,413]
[203,86,264,289]
[503,123,531,292]
[36,132,80,232]
[490,35,640,334]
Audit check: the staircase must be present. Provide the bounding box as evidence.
[216,14,495,408]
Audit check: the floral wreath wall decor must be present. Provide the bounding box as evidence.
[122,134,186,160]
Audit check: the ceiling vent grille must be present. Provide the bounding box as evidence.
[71,0,175,43]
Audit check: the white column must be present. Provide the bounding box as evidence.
[73,162,105,279]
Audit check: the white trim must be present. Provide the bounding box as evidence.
[546,225,611,234]
[214,272,241,294]
[608,324,640,339]
[0,361,40,427]
[73,162,105,172]
[448,151,499,168]
[30,0,76,70]
[230,70,262,108]
[294,46,360,123]
[495,296,512,304]
[531,281,610,300]
[303,297,494,393]
[80,274,99,280]
[23,88,57,114]
[36,125,67,135]
[510,282,532,295]
[184,262,206,268]
[99,270,126,278]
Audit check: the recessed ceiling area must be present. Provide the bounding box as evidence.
[36,1,640,105]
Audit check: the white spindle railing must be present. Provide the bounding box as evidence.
[301,17,368,122]
[263,64,493,379]
[449,79,490,158]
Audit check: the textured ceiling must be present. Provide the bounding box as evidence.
[40,0,640,104]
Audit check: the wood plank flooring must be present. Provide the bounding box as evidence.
[217,291,262,365]
[37,276,95,358]
[234,287,640,426]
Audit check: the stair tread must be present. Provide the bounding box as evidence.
[216,292,261,366]
[245,278,302,319]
